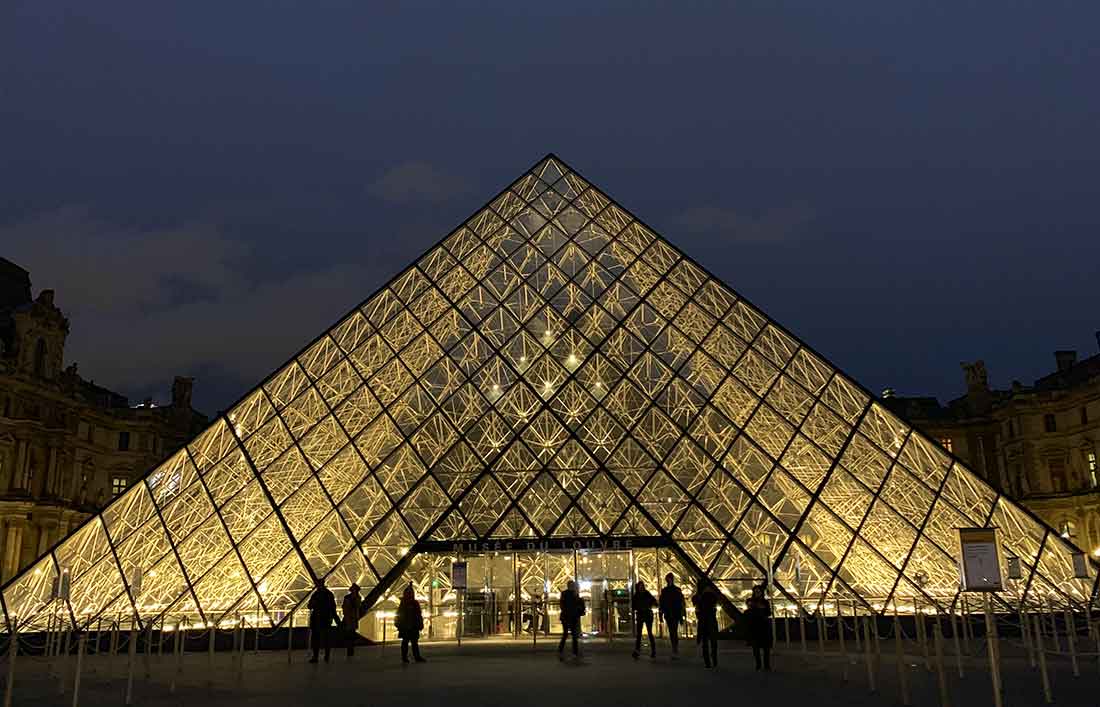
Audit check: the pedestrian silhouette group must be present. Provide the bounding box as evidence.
[307,574,772,670]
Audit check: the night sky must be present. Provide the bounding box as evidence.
[3,2,1098,416]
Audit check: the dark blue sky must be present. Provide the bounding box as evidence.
[3,1,1098,415]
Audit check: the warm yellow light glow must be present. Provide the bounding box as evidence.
[5,154,1082,636]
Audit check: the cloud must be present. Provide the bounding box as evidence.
[366,161,471,204]
[1,208,391,412]
[674,202,815,242]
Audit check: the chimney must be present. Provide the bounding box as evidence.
[171,376,194,409]
[1054,350,1077,373]
[37,289,55,307]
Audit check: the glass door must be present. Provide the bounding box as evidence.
[575,550,633,637]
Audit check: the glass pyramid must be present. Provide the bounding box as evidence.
[4,155,1095,632]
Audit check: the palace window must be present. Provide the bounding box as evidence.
[1088,450,1098,489]
[111,476,128,497]
[939,437,953,453]
[1044,414,1057,433]
[118,431,130,451]
[1048,458,1067,492]
[1082,407,1090,426]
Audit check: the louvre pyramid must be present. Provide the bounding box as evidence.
[4,155,1096,632]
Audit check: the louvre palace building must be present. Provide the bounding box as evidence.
[2,156,1094,643]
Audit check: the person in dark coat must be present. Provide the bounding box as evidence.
[342,583,364,657]
[395,584,426,663]
[557,579,582,660]
[631,580,657,659]
[658,573,686,658]
[308,577,338,663]
[693,582,720,668]
[745,585,772,670]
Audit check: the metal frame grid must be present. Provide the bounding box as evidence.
[3,154,1097,633]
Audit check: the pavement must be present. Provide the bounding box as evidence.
[4,634,1098,706]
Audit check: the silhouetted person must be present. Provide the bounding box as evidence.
[693,582,719,668]
[659,573,686,658]
[395,584,426,663]
[308,578,338,663]
[557,579,582,660]
[342,583,364,657]
[631,580,657,659]
[745,585,772,671]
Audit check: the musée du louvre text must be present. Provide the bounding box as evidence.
[1,154,1094,642]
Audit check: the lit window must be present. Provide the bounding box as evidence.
[1059,520,1075,540]
[111,476,128,497]
[939,437,953,453]
[1088,451,1098,489]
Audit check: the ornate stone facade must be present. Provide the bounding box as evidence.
[0,258,206,582]
[884,340,1100,557]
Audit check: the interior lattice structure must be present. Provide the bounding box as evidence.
[3,155,1096,633]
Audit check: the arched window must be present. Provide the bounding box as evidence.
[33,338,48,378]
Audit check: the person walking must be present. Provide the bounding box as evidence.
[745,585,772,671]
[631,580,657,660]
[658,573,686,659]
[557,580,583,661]
[693,582,720,668]
[308,577,338,663]
[342,583,364,658]
[395,584,426,663]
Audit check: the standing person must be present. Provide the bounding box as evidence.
[745,585,773,671]
[308,577,338,664]
[395,584,426,663]
[631,580,657,660]
[693,582,720,668]
[659,573,686,659]
[557,580,582,661]
[342,583,364,658]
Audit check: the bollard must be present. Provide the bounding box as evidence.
[58,627,70,696]
[108,620,118,682]
[1021,605,1035,669]
[4,622,17,707]
[237,620,244,682]
[207,624,215,689]
[143,623,152,679]
[170,623,181,694]
[862,616,876,693]
[816,612,825,664]
[983,595,1003,707]
[949,608,963,678]
[156,619,164,658]
[125,619,137,706]
[933,623,950,707]
[872,614,882,670]
[1046,599,1060,653]
[1065,609,1079,677]
[91,618,100,658]
[960,595,972,656]
[893,611,910,706]
[853,603,862,653]
[254,615,260,654]
[287,611,294,664]
[1032,614,1052,704]
[838,602,848,682]
[798,609,807,657]
[783,608,791,649]
[917,607,931,671]
[71,632,87,707]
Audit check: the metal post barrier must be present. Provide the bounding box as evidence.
[894,610,910,706]
[108,620,118,681]
[961,595,972,656]
[58,627,70,696]
[933,623,950,707]
[1032,614,1052,704]
[862,616,876,693]
[1021,605,1035,668]
[170,622,181,694]
[872,614,882,671]
[254,614,260,654]
[207,624,215,689]
[853,602,861,653]
[91,618,100,658]
[917,606,931,671]
[4,622,17,707]
[816,612,825,664]
[838,602,848,682]
[156,618,164,658]
[71,631,87,707]
[983,594,1003,707]
[1046,598,1060,653]
[949,607,963,678]
[798,609,807,657]
[125,617,137,706]
[287,611,294,664]
[237,619,244,682]
[143,622,152,679]
[783,607,790,649]
[1065,608,1079,677]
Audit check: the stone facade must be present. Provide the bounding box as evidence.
[883,340,1100,558]
[0,258,206,582]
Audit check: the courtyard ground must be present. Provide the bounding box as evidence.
[4,635,1098,707]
